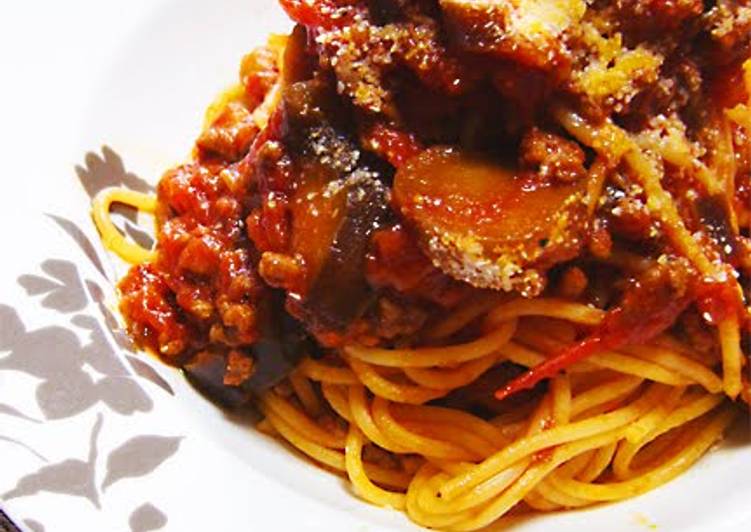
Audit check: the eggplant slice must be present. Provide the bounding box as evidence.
[252,64,395,340]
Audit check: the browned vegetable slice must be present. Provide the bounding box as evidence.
[394,146,589,294]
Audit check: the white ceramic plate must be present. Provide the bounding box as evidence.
[1,1,750,531]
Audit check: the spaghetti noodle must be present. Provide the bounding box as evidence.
[92,1,750,530]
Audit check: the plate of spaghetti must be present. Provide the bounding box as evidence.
[1,0,750,531]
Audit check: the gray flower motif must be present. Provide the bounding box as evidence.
[116,212,156,251]
[2,414,103,508]
[124,355,175,397]
[75,146,155,250]
[75,146,153,198]
[0,153,182,527]
[0,403,40,423]
[0,305,152,419]
[47,214,109,281]
[17,260,87,314]
[0,435,47,462]
[22,519,45,532]
[82,280,175,396]
[84,279,135,352]
[129,503,167,532]
[102,435,182,491]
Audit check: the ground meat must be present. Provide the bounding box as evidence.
[314,14,475,116]
[702,0,751,66]
[619,58,703,130]
[118,264,190,357]
[224,350,255,386]
[359,122,422,167]
[177,233,225,276]
[216,298,257,344]
[679,308,718,353]
[258,251,306,293]
[602,185,655,242]
[120,155,266,362]
[611,0,704,38]
[588,219,614,260]
[157,164,225,227]
[240,45,280,106]
[557,266,588,299]
[115,0,751,410]
[197,102,258,162]
[366,225,471,308]
[519,127,587,183]
[374,296,428,339]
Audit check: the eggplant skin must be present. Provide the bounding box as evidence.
[246,306,310,393]
[183,351,250,408]
[296,171,391,333]
[254,74,395,339]
[183,295,310,408]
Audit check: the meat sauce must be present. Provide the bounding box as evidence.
[117,0,750,406]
